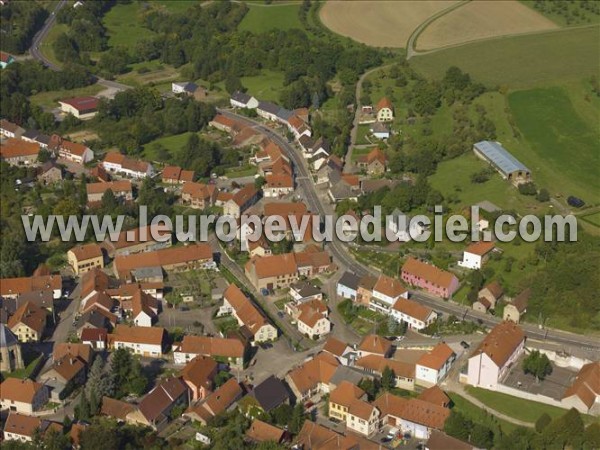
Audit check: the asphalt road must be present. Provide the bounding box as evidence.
[29,0,131,93]
[218,108,600,354]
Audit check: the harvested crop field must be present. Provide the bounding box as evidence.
[417,0,558,50]
[319,0,457,48]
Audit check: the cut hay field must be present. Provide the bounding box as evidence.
[508,86,600,203]
[319,0,457,48]
[238,3,302,33]
[416,0,557,51]
[411,25,600,88]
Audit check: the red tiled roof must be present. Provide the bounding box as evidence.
[402,258,457,290]
[471,321,525,368]
[416,343,455,371]
[0,138,40,159]
[376,97,393,112]
[465,241,496,256]
[59,96,99,113]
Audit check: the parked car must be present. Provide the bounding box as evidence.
[386,427,399,440]
[460,341,470,349]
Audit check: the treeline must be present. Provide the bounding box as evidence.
[0,60,94,130]
[0,2,48,53]
[528,233,600,330]
[445,407,600,450]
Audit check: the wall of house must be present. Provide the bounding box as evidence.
[114,341,162,357]
[459,252,482,270]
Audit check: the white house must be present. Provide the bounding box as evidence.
[109,325,166,358]
[230,91,259,109]
[289,281,322,303]
[369,274,408,314]
[370,122,390,140]
[102,152,154,179]
[337,272,360,301]
[415,343,456,387]
[458,241,496,270]
[0,378,48,415]
[467,321,525,389]
[256,101,280,121]
[172,82,197,95]
[391,298,437,331]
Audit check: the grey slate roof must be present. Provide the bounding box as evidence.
[184,82,198,93]
[131,266,163,281]
[338,271,361,291]
[258,101,280,115]
[22,129,40,140]
[249,375,290,412]
[474,141,530,176]
[329,366,366,387]
[0,323,19,348]
[276,107,293,121]
[291,281,322,298]
[231,91,252,104]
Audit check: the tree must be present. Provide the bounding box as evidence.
[470,423,493,448]
[536,188,550,202]
[518,182,537,196]
[444,410,471,441]
[522,350,552,381]
[535,412,552,432]
[269,404,293,427]
[225,75,244,94]
[254,175,266,189]
[75,390,90,421]
[584,422,600,449]
[289,404,305,434]
[358,377,380,401]
[42,428,70,450]
[381,366,395,391]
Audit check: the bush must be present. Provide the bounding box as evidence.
[536,188,550,202]
[518,182,538,196]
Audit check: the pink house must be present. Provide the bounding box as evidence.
[400,258,459,299]
[467,321,525,389]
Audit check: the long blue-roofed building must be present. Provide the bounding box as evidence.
[473,141,531,184]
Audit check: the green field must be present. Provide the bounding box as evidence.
[465,387,596,424]
[238,3,302,33]
[103,3,157,50]
[29,84,105,109]
[508,86,600,203]
[143,132,198,161]
[581,211,600,227]
[239,70,285,102]
[411,26,600,88]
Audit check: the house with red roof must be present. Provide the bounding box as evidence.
[48,135,94,164]
[415,343,456,387]
[458,240,497,270]
[59,96,99,120]
[357,147,387,175]
[376,97,394,122]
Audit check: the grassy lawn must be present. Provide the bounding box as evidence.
[143,132,198,161]
[411,25,600,88]
[235,70,285,103]
[29,84,105,109]
[103,2,157,50]
[355,125,375,146]
[580,211,600,228]
[238,3,302,33]
[449,392,519,434]
[117,60,181,88]
[224,165,257,179]
[465,386,596,424]
[274,298,288,311]
[351,146,373,162]
[38,23,68,69]
[508,86,600,203]
[428,153,544,215]
[213,316,240,335]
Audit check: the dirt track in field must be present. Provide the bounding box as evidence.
[320,0,457,48]
[416,0,558,51]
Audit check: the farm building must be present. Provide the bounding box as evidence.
[58,96,99,120]
[473,141,530,184]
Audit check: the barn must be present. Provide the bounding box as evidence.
[473,140,531,184]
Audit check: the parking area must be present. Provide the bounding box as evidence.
[502,354,578,400]
[156,305,217,335]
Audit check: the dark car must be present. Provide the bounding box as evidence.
[460,341,470,349]
[567,196,585,208]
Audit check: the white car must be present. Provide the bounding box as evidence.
[386,427,399,440]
